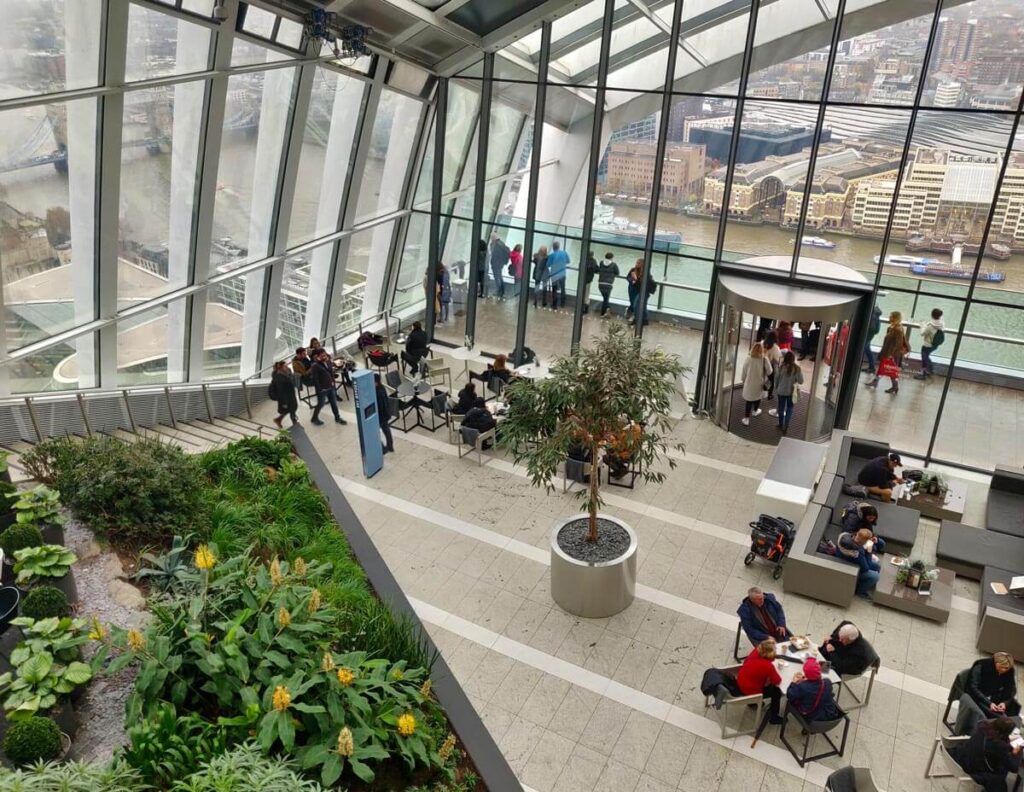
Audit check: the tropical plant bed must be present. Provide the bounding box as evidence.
[8,434,483,791]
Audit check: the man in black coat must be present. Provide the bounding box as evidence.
[374,374,394,454]
[401,321,429,375]
[310,350,346,426]
[819,621,875,676]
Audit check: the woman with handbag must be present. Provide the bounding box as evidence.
[867,311,910,394]
[740,342,773,427]
[773,351,804,434]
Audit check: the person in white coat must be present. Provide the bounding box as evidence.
[741,342,773,426]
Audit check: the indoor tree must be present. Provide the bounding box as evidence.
[498,322,687,544]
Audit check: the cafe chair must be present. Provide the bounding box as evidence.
[484,373,506,402]
[387,395,417,434]
[426,366,453,396]
[942,666,973,733]
[835,643,880,712]
[779,702,850,768]
[950,693,984,737]
[364,346,397,375]
[420,392,451,435]
[606,453,642,490]
[924,733,972,785]
[732,622,751,663]
[702,665,767,739]
[458,426,496,466]
[563,455,600,493]
[385,370,405,392]
[824,766,884,792]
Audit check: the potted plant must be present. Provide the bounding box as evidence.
[13,545,78,603]
[498,322,685,617]
[0,524,44,585]
[9,485,65,545]
[2,714,67,766]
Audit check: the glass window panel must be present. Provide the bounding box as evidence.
[203,275,249,381]
[794,106,913,282]
[486,86,530,180]
[116,304,184,386]
[921,0,1024,110]
[413,110,436,211]
[117,83,206,306]
[334,222,396,335]
[828,0,935,104]
[125,3,212,82]
[0,0,102,101]
[182,0,214,14]
[551,8,663,87]
[273,254,318,360]
[209,67,298,272]
[389,62,430,96]
[242,5,276,38]
[432,217,475,349]
[11,338,82,394]
[446,82,482,192]
[535,89,597,235]
[231,37,297,67]
[354,90,423,224]
[276,18,304,49]
[287,67,365,247]
[1,99,98,354]
[746,0,836,102]
[328,54,374,74]
[671,0,754,95]
[988,130,1024,298]
[720,100,817,261]
[654,95,737,261]
[393,212,431,314]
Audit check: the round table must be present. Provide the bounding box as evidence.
[447,346,479,381]
[514,364,551,380]
[396,380,431,400]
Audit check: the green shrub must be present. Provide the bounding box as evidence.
[19,587,68,621]
[199,434,293,481]
[2,716,61,766]
[172,743,324,791]
[21,436,208,549]
[0,524,44,559]
[12,545,75,585]
[0,759,142,791]
[9,486,63,529]
[120,703,229,788]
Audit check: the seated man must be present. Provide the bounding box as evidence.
[461,397,497,449]
[819,621,872,676]
[856,452,903,502]
[836,527,882,599]
[839,503,886,554]
[966,652,1021,717]
[737,587,792,646]
[787,657,841,722]
[401,321,429,375]
[291,347,313,386]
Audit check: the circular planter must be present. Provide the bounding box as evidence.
[550,513,637,618]
[0,559,13,587]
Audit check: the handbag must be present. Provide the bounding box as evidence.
[877,357,901,379]
[792,388,800,405]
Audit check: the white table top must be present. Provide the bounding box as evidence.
[448,346,477,361]
[773,641,841,692]
[514,364,551,379]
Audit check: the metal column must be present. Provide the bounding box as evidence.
[464,53,495,347]
[425,80,448,336]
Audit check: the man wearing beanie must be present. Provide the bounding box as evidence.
[786,657,841,721]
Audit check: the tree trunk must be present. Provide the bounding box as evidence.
[587,447,600,543]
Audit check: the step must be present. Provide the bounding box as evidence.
[143,425,212,452]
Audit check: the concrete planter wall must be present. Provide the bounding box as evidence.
[551,514,637,618]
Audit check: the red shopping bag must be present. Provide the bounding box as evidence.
[877,357,900,379]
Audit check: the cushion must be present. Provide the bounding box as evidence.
[937,522,1024,580]
[981,566,1024,618]
[992,465,1024,496]
[987,489,1024,538]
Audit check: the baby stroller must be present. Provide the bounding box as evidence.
[744,514,795,580]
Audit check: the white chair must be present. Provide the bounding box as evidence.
[924,734,972,786]
[824,766,885,792]
[458,425,495,466]
[702,665,768,739]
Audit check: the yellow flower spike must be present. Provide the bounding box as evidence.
[307,589,321,614]
[293,557,307,578]
[438,733,456,763]
[277,607,291,628]
[194,544,216,571]
[321,653,335,673]
[272,685,291,711]
[419,678,432,698]
[126,629,146,652]
[397,712,416,737]
[269,557,283,586]
[336,667,355,687]
[336,726,354,757]
[88,617,106,641]
[391,668,404,681]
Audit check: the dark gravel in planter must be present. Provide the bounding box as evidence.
[557,518,631,564]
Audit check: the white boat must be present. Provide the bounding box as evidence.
[801,236,836,249]
[873,254,941,268]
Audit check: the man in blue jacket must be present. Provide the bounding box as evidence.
[737,587,792,646]
[545,241,570,308]
[836,527,882,599]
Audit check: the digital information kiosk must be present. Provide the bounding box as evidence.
[351,369,383,478]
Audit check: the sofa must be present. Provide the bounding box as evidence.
[835,437,891,487]
[936,520,1024,581]
[986,466,1024,539]
[783,504,858,608]
[815,473,919,555]
[978,566,1024,658]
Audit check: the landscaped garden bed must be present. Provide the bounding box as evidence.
[0,434,482,791]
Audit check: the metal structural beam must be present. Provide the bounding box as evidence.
[425,80,448,335]
[464,52,495,346]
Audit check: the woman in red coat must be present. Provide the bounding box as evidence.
[737,638,784,723]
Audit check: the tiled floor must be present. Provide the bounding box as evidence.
[256,350,1010,791]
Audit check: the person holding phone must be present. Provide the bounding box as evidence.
[966,653,1021,717]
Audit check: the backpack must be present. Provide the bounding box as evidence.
[646,277,658,296]
[931,327,945,349]
[267,380,278,401]
[842,483,868,498]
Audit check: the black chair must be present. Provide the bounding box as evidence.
[732,622,750,663]
[942,666,973,732]
[387,395,417,433]
[385,370,405,391]
[824,766,882,792]
[420,392,451,435]
[606,453,642,490]
[0,587,19,634]
[563,455,600,493]
[779,702,850,767]
[835,643,880,712]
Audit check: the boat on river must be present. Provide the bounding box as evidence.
[800,236,836,249]
[873,254,941,268]
[875,244,1006,282]
[591,200,683,253]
